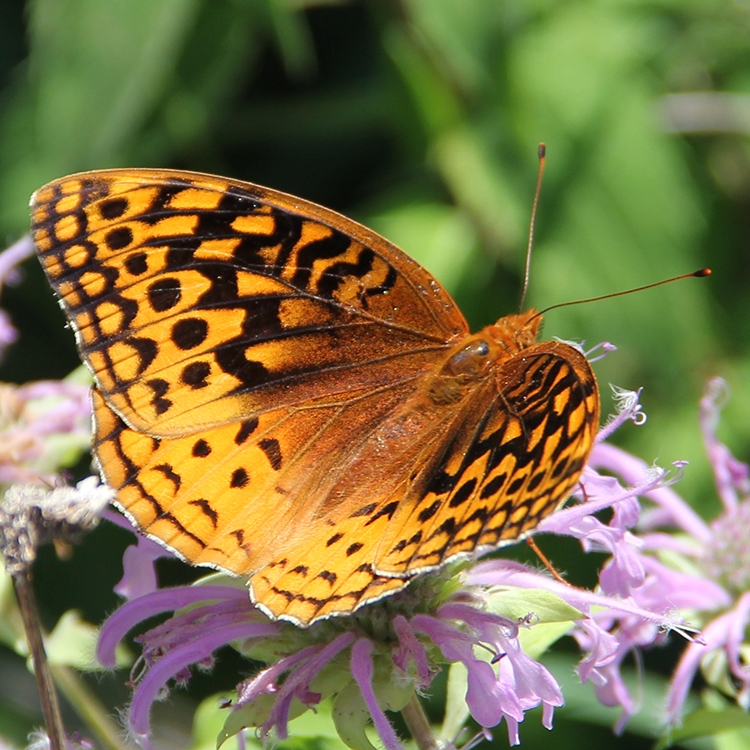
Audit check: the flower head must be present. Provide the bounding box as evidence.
[97,552,575,748]
[0,376,91,487]
[655,379,750,722]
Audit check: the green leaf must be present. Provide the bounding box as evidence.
[655,705,750,749]
[485,586,582,623]
[331,674,413,750]
[219,695,276,746]
[519,620,577,661]
[484,586,581,659]
[208,693,346,750]
[45,610,125,671]
[440,661,469,744]
[332,686,376,750]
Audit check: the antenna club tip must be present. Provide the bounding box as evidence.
[695,268,711,277]
[538,143,546,158]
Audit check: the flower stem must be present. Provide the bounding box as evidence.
[12,570,66,750]
[401,694,439,750]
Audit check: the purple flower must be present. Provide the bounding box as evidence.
[0,379,91,486]
[97,581,279,747]
[656,379,750,723]
[101,509,173,600]
[0,236,35,364]
[493,378,750,732]
[97,552,574,748]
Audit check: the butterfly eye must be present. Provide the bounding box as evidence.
[444,339,492,378]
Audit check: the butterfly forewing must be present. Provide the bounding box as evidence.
[31,168,601,627]
[32,170,467,436]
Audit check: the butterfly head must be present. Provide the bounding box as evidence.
[487,308,541,355]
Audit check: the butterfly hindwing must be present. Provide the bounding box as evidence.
[374,342,599,575]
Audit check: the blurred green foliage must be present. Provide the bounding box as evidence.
[0,0,748,747]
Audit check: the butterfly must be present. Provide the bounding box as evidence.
[30,169,599,626]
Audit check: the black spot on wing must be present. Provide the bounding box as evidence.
[507,476,525,495]
[448,478,477,508]
[479,473,507,499]
[235,419,258,444]
[148,278,181,312]
[192,438,211,457]
[172,318,208,350]
[258,438,282,471]
[98,197,129,220]
[418,500,441,523]
[189,498,218,527]
[145,378,172,415]
[125,252,148,276]
[105,226,133,250]
[181,361,211,389]
[230,468,249,488]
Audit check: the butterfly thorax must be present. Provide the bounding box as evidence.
[427,311,541,406]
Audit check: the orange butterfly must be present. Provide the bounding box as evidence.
[31,169,599,626]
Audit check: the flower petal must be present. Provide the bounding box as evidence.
[350,639,402,750]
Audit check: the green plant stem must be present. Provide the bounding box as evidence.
[401,694,439,750]
[51,663,132,750]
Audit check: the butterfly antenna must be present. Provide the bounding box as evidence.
[534,268,711,318]
[519,143,546,313]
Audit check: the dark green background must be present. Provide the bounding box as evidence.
[0,0,748,748]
